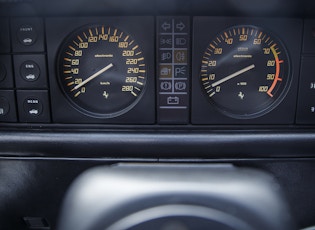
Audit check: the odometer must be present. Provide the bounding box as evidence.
[58,25,146,118]
[200,25,290,119]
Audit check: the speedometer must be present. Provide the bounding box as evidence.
[58,25,146,118]
[200,25,290,119]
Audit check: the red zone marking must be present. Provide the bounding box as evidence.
[267,46,283,97]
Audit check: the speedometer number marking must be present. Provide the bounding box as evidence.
[59,25,146,118]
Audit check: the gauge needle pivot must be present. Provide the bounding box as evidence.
[211,64,255,87]
[72,63,114,91]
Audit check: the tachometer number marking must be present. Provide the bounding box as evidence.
[200,25,290,118]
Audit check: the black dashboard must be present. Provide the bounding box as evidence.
[1,0,315,229]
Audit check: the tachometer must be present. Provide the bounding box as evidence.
[200,25,290,119]
[58,25,146,118]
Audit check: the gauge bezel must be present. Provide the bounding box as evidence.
[56,24,148,119]
[199,25,292,119]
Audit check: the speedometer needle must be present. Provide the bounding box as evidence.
[211,64,255,87]
[72,63,114,91]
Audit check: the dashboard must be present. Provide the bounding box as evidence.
[1,0,315,229]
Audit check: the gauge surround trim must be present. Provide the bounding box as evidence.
[46,17,155,124]
[192,17,302,124]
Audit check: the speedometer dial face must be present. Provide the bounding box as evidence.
[58,25,146,118]
[200,25,290,119]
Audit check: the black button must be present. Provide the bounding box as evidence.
[20,60,40,82]
[0,96,9,116]
[0,55,14,88]
[23,97,43,116]
[0,90,17,122]
[14,55,47,89]
[11,18,44,53]
[17,24,37,46]
[17,90,50,123]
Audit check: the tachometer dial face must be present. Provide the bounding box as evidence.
[58,25,146,118]
[200,25,290,119]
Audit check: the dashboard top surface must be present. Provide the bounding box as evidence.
[0,0,315,17]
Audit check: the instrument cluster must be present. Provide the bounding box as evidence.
[0,16,315,126]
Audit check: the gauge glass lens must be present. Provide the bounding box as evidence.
[58,25,146,118]
[200,25,290,118]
